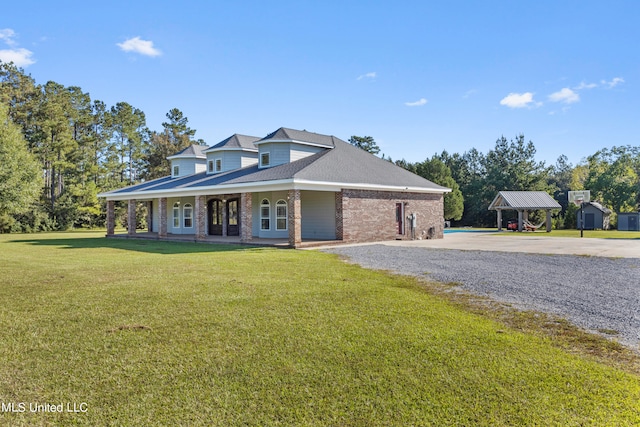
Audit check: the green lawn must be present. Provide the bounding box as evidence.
[522,229,640,238]
[1,232,639,426]
[450,227,640,239]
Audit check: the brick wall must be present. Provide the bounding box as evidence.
[240,192,252,242]
[341,190,444,243]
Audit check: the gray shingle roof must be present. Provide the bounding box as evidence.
[205,134,260,152]
[489,191,561,210]
[256,127,339,148]
[101,128,450,197]
[585,201,612,214]
[167,144,207,159]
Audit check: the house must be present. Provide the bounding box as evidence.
[99,127,450,247]
[616,212,639,231]
[576,201,611,230]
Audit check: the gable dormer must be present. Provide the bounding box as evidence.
[167,144,207,178]
[255,127,336,168]
[204,134,260,174]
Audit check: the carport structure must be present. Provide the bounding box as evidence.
[489,191,561,232]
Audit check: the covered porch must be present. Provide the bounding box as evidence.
[106,189,343,248]
[488,191,562,232]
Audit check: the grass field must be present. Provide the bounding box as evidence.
[450,228,640,239]
[1,232,639,426]
[510,229,640,239]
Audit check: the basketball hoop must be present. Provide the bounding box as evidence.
[568,190,590,207]
[568,190,590,238]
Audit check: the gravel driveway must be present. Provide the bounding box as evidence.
[323,245,640,350]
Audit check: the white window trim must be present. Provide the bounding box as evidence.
[173,165,180,177]
[183,203,193,228]
[214,158,222,173]
[260,151,270,168]
[207,160,214,173]
[276,199,288,231]
[260,198,271,231]
[172,202,180,228]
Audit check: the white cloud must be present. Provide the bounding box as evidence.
[0,48,35,67]
[463,89,477,99]
[574,81,597,90]
[0,28,17,46]
[548,88,580,104]
[357,71,376,81]
[499,92,539,108]
[117,37,162,57]
[601,77,624,88]
[0,28,35,67]
[405,98,427,107]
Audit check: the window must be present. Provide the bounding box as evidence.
[183,203,193,228]
[276,199,287,230]
[208,160,214,173]
[215,158,222,172]
[227,200,238,226]
[173,202,180,228]
[260,198,270,230]
[173,165,180,177]
[260,152,270,167]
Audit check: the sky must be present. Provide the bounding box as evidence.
[2,1,638,166]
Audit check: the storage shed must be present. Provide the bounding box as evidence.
[617,212,640,231]
[488,191,561,232]
[576,202,611,230]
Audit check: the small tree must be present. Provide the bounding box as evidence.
[0,104,40,232]
[416,157,464,221]
[348,135,380,155]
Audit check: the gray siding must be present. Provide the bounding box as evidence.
[290,144,324,162]
[152,200,159,232]
[171,158,206,177]
[167,196,196,234]
[618,213,640,231]
[301,191,336,239]
[253,191,289,238]
[207,151,258,173]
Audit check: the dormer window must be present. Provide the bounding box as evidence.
[173,165,179,177]
[260,152,270,168]
[208,160,214,173]
[215,158,222,173]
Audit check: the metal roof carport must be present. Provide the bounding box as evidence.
[488,191,562,232]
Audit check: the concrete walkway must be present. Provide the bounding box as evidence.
[324,232,640,258]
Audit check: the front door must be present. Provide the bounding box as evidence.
[396,203,404,234]
[227,198,240,236]
[584,213,595,230]
[208,199,223,235]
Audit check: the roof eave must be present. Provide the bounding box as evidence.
[100,178,450,201]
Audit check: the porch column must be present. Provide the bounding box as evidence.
[222,196,228,237]
[517,210,523,232]
[106,200,115,236]
[546,209,552,232]
[240,192,252,243]
[195,195,206,240]
[288,189,301,247]
[335,191,344,240]
[127,199,137,235]
[158,197,167,238]
[146,201,153,232]
[497,209,502,231]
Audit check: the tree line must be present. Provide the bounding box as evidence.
[2,60,638,233]
[0,62,202,232]
[351,135,639,229]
